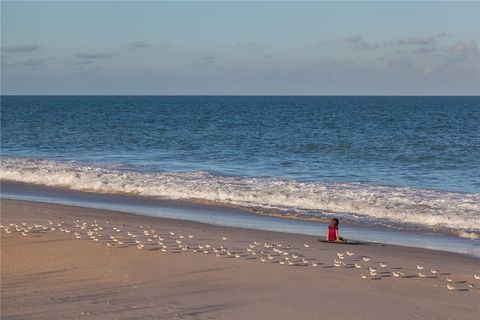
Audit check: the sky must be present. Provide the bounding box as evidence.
[1,1,479,95]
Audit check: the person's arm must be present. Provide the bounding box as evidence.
[326,228,329,240]
[335,229,340,241]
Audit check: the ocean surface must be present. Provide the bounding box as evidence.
[1,95,479,240]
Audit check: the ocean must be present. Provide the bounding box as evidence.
[1,95,479,242]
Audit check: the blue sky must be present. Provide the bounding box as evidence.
[1,1,479,95]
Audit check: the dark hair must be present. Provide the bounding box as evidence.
[329,218,339,228]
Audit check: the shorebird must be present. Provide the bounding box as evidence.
[337,252,344,258]
[304,243,310,248]
[291,254,298,259]
[279,260,285,265]
[169,231,175,236]
[260,257,266,263]
[361,274,367,280]
[235,254,240,258]
[446,277,453,282]
[370,270,377,276]
[392,272,401,278]
[346,251,354,256]
[468,284,474,289]
[288,260,294,266]
[379,263,387,268]
[21,231,28,237]
[416,265,424,270]
[188,234,194,239]
[221,237,228,241]
[369,267,377,273]
[474,274,480,280]
[354,263,362,269]
[430,269,438,274]
[136,244,144,249]
[418,272,426,278]
[362,257,370,262]
[446,284,455,291]
[302,258,308,264]
[179,234,184,239]
[254,241,260,246]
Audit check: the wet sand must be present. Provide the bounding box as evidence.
[1,199,479,319]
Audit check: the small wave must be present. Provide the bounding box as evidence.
[1,157,479,237]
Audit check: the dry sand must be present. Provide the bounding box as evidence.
[1,199,479,320]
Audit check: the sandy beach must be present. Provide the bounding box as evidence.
[1,199,479,320]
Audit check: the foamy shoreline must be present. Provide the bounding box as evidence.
[2,180,480,257]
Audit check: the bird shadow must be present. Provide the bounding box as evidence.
[457,289,469,292]
[456,281,467,284]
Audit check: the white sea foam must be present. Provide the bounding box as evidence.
[1,158,479,236]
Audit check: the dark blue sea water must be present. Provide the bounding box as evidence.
[1,96,479,237]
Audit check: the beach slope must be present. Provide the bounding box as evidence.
[1,199,479,320]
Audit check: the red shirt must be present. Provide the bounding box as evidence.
[328,226,338,241]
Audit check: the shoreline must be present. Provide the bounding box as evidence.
[1,199,479,319]
[2,180,480,257]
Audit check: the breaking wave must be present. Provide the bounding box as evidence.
[1,157,479,238]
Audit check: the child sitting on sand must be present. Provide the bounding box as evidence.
[326,218,344,242]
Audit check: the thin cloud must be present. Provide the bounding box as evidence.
[237,42,264,49]
[75,52,115,59]
[2,58,47,69]
[384,36,437,46]
[128,41,152,49]
[1,44,39,53]
[342,35,362,44]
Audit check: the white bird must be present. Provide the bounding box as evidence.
[337,252,344,258]
[416,265,424,270]
[474,274,480,280]
[446,277,453,282]
[430,269,438,274]
[136,244,144,249]
[346,251,354,256]
[291,254,298,259]
[221,237,228,241]
[379,263,387,268]
[468,284,474,289]
[446,284,455,291]
[169,231,175,236]
[392,272,401,278]
[279,260,285,265]
[302,258,308,264]
[179,234,184,239]
[418,272,426,278]
[260,257,266,263]
[304,244,310,248]
[288,260,294,266]
[21,231,28,237]
[312,262,318,267]
[188,234,194,239]
[354,263,362,269]
[362,257,370,262]
[235,254,240,258]
[361,274,367,280]
[370,270,377,276]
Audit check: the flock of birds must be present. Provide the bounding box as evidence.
[2,218,479,293]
